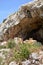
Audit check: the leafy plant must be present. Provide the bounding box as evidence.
[13,44,30,62]
[7,39,16,48]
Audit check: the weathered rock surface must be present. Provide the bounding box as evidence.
[0,49,10,65]
[0,0,43,43]
[9,61,18,65]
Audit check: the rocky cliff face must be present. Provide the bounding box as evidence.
[0,0,43,43]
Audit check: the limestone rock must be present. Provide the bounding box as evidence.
[9,61,18,65]
[14,37,23,44]
[0,0,43,43]
[21,60,31,65]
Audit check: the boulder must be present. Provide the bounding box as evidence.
[21,60,31,65]
[9,61,18,65]
[14,37,23,44]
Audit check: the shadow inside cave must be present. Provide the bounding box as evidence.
[23,28,43,44]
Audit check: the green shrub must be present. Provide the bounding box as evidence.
[20,44,30,60]
[0,46,6,49]
[25,42,42,52]
[7,39,16,48]
[3,18,7,23]
[13,44,30,62]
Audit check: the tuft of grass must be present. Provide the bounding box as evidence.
[25,42,42,52]
[0,57,3,65]
[7,39,16,48]
[13,44,30,62]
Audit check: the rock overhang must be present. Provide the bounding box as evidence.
[0,0,43,43]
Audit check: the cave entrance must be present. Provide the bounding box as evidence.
[23,28,43,44]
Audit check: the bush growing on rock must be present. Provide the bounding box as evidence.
[12,44,31,62]
[7,39,16,48]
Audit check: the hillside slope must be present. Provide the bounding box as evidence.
[0,0,43,43]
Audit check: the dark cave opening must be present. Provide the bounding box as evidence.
[23,29,43,44]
